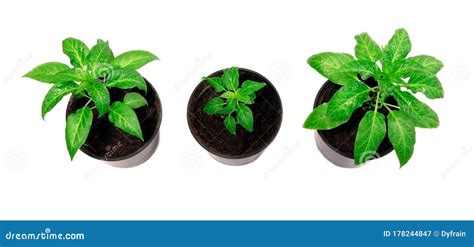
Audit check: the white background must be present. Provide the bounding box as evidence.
[0,0,473,220]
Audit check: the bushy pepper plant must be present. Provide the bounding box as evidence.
[304,28,444,167]
[24,38,158,160]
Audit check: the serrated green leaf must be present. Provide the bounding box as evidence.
[393,90,439,128]
[382,28,411,65]
[354,111,387,165]
[223,67,239,91]
[307,52,356,85]
[42,81,78,119]
[327,81,371,120]
[224,115,237,135]
[124,92,148,109]
[86,81,110,117]
[108,102,143,141]
[240,80,266,95]
[111,50,158,70]
[405,72,444,99]
[23,62,70,83]
[236,105,254,132]
[388,110,416,167]
[355,32,382,63]
[204,77,225,93]
[62,38,89,68]
[87,39,114,68]
[204,97,226,114]
[66,106,93,160]
[106,68,147,92]
[303,103,350,130]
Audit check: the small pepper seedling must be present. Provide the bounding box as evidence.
[304,28,444,167]
[24,38,158,160]
[203,67,266,134]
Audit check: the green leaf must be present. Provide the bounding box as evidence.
[124,92,148,109]
[222,98,237,114]
[111,50,158,70]
[42,81,78,119]
[307,52,356,85]
[393,55,444,78]
[106,69,147,92]
[240,80,266,95]
[405,72,444,99]
[235,92,253,104]
[327,81,371,120]
[51,68,84,83]
[388,110,416,167]
[92,63,115,80]
[393,90,439,128]
[224,115,237,135]
[236,105,254,132]
[108,102,143,141]
[87,39,114,68]
[204,97,226,114]
[204,77,225,93]
[377,73,396,101]
[354,32,382,63]
[85,81,110,117]
[66,106,93,160]
[23,62,70,83]
[382,28,411,65]
[220,91,236,99]
[62,38,89,68]
[338,60,378,80]
[354,111,387,165]
[407,55,443,74]
[223,67,239,91]
[303,103,350,130]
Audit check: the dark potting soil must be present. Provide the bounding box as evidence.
[314,78,395,159]
[187,68,283,159]
[66,79,161,160]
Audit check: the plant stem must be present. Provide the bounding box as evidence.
[383,104,393,112]
[383,103,400,109]
[373,89,381,112]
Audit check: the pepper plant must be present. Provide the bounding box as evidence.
[304,28,444,167]
[203,67,266,134]
[24,38,158,160]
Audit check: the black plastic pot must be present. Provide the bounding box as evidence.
[66,79,162,168]
[187,68,283,166]
[313,80,394,168]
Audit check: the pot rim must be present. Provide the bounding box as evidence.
[187,67,283,160]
